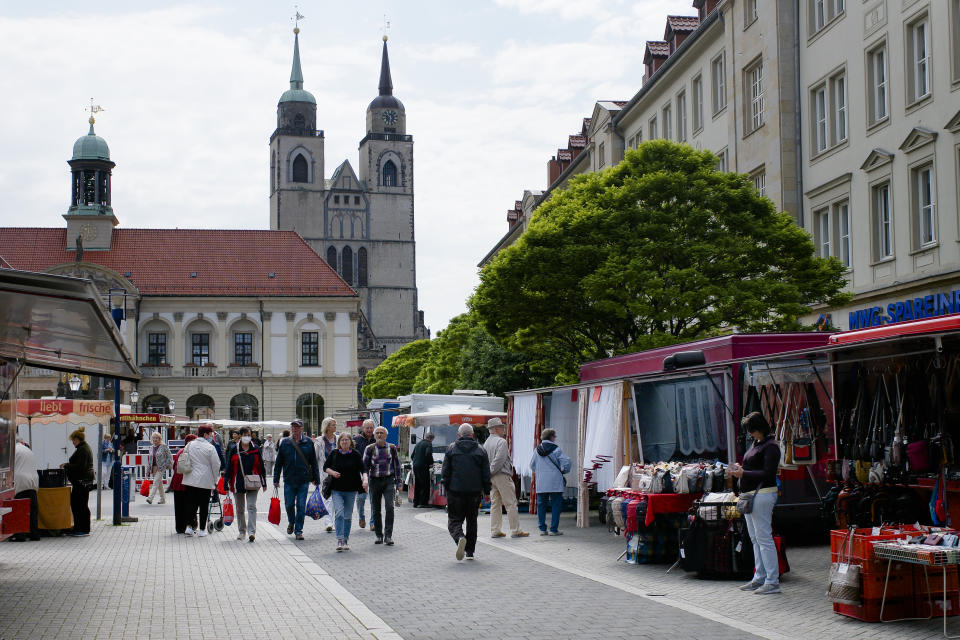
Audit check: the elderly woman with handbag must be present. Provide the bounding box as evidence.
[224,427,267,542]
[728,412,782,595]
[146,432,173,505]
[313,417,338,533]
[323,432,368,552]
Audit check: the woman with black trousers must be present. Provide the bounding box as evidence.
[61,428,95,537]
[728,412,782,595]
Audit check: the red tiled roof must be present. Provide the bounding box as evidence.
[0,254,11,269]
[611,101,628,108]
[557,150,572,161]
[0,228,356,297]
[568,135,587,148]
[666,15,700,32]
[645,41,670,59]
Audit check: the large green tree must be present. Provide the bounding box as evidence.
[472,140,850,378]
[459,328,556,397]
[361,339,431,399]
[412,313,475,394]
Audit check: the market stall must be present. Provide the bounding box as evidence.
[16,398,116,471]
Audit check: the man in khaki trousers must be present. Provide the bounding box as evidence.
[483,418,529,538]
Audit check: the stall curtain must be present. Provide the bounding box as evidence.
[581,383,621,493]
[577,389,589,528]
[512,393,537,479]
[549,391,579,496]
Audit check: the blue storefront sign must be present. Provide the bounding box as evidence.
[848,288,960,329]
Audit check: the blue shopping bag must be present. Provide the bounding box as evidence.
[305,486,328,520]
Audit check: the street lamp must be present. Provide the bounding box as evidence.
[130,389,139,412]
[168,399,175,414]
[243,404,251,421]
[68,374,82,395]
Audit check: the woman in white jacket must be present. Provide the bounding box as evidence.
[180,425,223,537]
[314,417,338,533]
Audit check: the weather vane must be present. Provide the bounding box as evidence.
[86,98,104,124]
[292,6,304,32]
[382,14,390,41]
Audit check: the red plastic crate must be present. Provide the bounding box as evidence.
[915,565,960,595]
[830,526,928,563]
[861,566,914,600]
[834,596,914,622]
[916,590,960,618]
[0,498,30,535]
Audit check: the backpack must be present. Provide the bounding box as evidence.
[177,443,194,475]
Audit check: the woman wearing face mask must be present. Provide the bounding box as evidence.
[224,427,267,542]
[180,425,222,537]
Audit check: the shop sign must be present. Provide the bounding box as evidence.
[18,399,114,416]
[848,289,960,329]
[119,413,175,424]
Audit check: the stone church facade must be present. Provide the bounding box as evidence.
[269,29,428,383]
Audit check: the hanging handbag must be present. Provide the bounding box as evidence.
[216,476,227,495]
[321,474,334,500]
[827,529,862,605]
[736,484,761,516]
[268,487,282,525]
[792,408,815,464]
[907,440,931,472]
[177,442,193,475]
[239,449,262,490]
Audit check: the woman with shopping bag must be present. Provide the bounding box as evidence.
[313,417,339,533]
[224,427,267,542]
[145,432,172,504]
[323,432,367,552]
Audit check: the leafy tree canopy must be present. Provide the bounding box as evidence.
[361,339,431,399]
[412,313,475,394]
[472,140,850,379]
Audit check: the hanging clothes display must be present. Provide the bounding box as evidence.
[512,393,537,480]
[549,391,579,494]
[582,384,620,493]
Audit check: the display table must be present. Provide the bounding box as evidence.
[643,493,698,527]
[874,541,960,637]
[37,486,72,531]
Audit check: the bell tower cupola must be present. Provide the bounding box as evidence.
[365,36,406,135]
[275,26,318,136]
[64,108,119,251]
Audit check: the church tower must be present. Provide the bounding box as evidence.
[64,114,118,251]
[269,26,325,236]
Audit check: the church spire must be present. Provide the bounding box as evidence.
[290,27,305,90]
[378,35,393,96]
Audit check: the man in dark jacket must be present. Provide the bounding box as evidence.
[61,428,95,537]
[441,423,491,561]
[411,432,435,508]
[353,420,376,529]
[273,419,321,540]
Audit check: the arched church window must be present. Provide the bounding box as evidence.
[292,154,308,183]
[326,246,337,270]
[357,247,368,287]
[294,113,305,130]
[382,160,397,187]
[342,246,354,285]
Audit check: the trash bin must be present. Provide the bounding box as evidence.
[121,466,134,518]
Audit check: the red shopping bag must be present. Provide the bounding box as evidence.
[139,480,151,497]
[216,476,227,495]
[268,488,282,525]
[222,495,234,526]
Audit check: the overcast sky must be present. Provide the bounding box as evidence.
[0,0,688,333]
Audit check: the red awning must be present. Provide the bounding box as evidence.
[829,313,960,346]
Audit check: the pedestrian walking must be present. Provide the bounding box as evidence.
[273,419,320,541]
[170,434,196,534]
[180,425,222,537]
[353,420,376,530]
[99,432,114,489]
[411,432,435,508]
[362,426,401,546]
[12,441,40,541]
[323,432,367,552]
[483,418,529,539]
[729,412,782,595]
[61,428,95,537]
[441,423,491,561]
[262,434,277,477]
[314,417,338,533]
[145,432,172,504]
[529,428,572,536]
[224,427,266,542]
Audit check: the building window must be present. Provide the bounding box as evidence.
[662,105,672,141]
[745,0,758,25]
[813,86,828,153]
[676,91,687,142]
[715,148,728,172]
[234,332,253,366]
[649,116,658,140]
[913,164,936,247]
[867,45,888,125]
[354,196,360,205]
[292,154,308,183]
[191,333,210,366]
[815,208,831,258]
[326,246,337,270]
[952,0,960,84]
[301,332,319,366]
[811,70,846,154]
[598,141,606,168]
[692,75,704,132]
[751,169,766,197]
[745,59,764,132]
[147,333,166,366]
[382,160,397,186]
[711,53,726,114]
[836,201,851,268]
[333,195,340,204]
[811,0,844,34]
[342,245,353,285]
[872,182,893,259]
[832,73,847,143]
[907,16,931,103]
[357,247,368,287]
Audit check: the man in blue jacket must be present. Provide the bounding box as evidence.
[529,428,572,536]
[273,419,321,540]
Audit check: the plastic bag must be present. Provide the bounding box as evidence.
[217,476,227,495]
[268,488,281,525]
[139,480,151,497]
[222,495,234,526]
[305,486,328,520]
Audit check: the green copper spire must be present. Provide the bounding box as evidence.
[290,28,304,89]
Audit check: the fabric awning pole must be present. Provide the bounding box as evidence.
[576,390,588,528]
[628,386,643,465]
[724,370,737,464]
